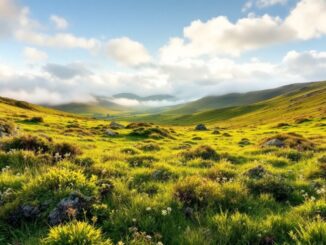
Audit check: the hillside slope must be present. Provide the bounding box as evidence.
[167,82,318,114]
[126,81,326,126]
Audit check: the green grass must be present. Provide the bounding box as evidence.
[0,88,325,244]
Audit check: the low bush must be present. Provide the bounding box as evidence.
[182,145,219,161]
[1,135,52,154]
[42,221,112,245]
[53,142,82,159]
[0,119,16,137]
[127,155,158,167]
[26,116,44,123]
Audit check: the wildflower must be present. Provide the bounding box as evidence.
[162,210,168,216]
[132,218,137,222]
[117,241,125,245]
[167,207,172,213]
[146,235,152,240]
[157,242,164,245]
[146,207,152,211]
[91,216,98,224]
[311,196,316,201]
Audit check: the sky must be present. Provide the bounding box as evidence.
[0,0,326,106]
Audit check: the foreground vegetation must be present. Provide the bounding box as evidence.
[0,91,325,244]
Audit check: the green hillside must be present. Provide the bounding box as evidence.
[126,81,326,126]
[167,82,318,114]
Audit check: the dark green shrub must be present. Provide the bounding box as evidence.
[53,142,81,159]
[127,155,158,167]
[1,135,51,154]
[26,117,44,123]
[246,176,294,202]
[182,145,219,161]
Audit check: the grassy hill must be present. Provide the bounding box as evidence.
[0,83,325,244]
[126,81,326,126]
[167,82,319,114]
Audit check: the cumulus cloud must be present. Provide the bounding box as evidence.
[160,0,326,62]
[23,47,48,62]
[50,15,69,30]
[107,37,152,66]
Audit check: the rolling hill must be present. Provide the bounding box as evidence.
[166,82,318,114]
[123,81,326,126]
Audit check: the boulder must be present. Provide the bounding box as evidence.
[48,193,91,226]
[109,121,124,129]
[105,129,119,136]
[195,124,208,131]
[7,205,40,226]
[263,138,285,148]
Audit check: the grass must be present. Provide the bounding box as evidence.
[0,88,325,244]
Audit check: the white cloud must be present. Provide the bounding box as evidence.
[15,30,100,50]
[243,0,287,12]
[285,0,326,40]
[107,37,152,66]
[50,15,69,30]
[23,47,48,62]
[160,0,326,62]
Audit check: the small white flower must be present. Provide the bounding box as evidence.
[132,218,136,222]
[162,210,168,216]
[157,242,164,245]
[167,207,172,213]
[146,207,152,211]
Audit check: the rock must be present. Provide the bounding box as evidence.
[195,124,208,131]
[184,207,193,218]
[246,165,267,179]
[105,129,119,136]
[48,193,91,226]
[263,138,285,148]
[7,205,40,226]
[109,121,124,130]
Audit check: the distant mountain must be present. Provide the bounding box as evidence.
[113,93,176,101]
[166,82,317,114]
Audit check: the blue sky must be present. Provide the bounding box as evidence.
[0,0,326,105]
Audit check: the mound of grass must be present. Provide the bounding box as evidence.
[42,221,112,245]
[129,126,171,139]
[0,119,16,137]
[127,155,158,167]
[1,135,52,154]
[126,122,152,129]
[137,143,161,152]
[181,145,219,161]
[262,133,316,151]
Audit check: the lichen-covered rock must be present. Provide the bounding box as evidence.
[105,129,119,136]
[48,193,91,226]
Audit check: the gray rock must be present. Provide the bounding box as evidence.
[105,129,119,136]
[8,205,40,226]
[109,121,125,130]
[195,124,208,131]
[48,193,91,226]
[263,138,285,148]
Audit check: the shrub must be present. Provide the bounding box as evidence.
[26,116,44,123]
[1,135,52,154]
[246,175,294,202]
[129,127,171,139]
[182,145,219,161]
[22,168,98,203]
[0,119,16,137]
[262,133,316,151]
[238,138,251,147]
[42,221,112,245]
[137,143,160,152]
[54,142,82,159]
[0,150,52,170]
[127,155,158,167]
[205,165,237,182]
[126,122,152,129]
[174,176,220,208]
[120,147,139,155]
[74,157,95,167]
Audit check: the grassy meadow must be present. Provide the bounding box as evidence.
[0,84,325,244]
